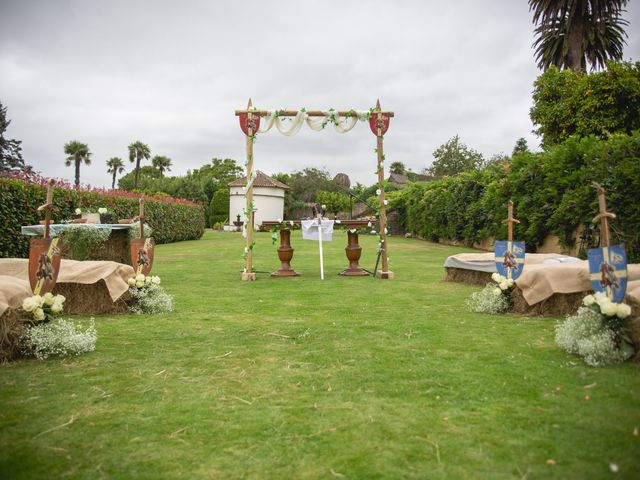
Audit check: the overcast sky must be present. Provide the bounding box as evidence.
[1,0,639,188]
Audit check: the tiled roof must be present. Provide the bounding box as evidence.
[228,170,289,189]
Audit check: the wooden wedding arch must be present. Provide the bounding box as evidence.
[235,99,394,281]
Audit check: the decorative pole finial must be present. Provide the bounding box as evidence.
[376,99,381,110]
[247,98,253,108]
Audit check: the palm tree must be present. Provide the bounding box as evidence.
[151,155,172,177]
[64,140,91,189]
[529,0,629,72]
[106,157,125,189]
[390,161,406,175]
[128,141,151,189]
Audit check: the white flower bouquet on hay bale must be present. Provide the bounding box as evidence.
[127,274,173,315]
[555,292,634,367]
[466,272,515,314]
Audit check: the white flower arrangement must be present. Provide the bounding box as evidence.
[555,293,634,366]
[75,208,82,215]
[127,274,172,315]
[98,207,108,214]
[467,273,516,314]
[22,293,66,322]
[20,318,96,360]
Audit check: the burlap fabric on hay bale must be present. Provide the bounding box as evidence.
[54,281,130,315]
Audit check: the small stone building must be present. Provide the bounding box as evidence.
[228,171,289,230]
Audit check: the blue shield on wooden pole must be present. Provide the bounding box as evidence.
[588,244,627,303]
[494,240,525,280]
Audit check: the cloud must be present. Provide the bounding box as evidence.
[1,0,638,187]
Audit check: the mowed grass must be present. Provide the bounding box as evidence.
[1,230,639,479]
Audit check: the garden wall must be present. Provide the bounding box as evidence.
[390,133,640,263]
[0,178,206,258]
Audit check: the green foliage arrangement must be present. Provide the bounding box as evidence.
[58,225,110,261]
[392,132,640,262]
[0,178,205,258]
[19,318,97,360]
[531,61,640,147]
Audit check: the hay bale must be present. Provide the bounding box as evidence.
[626,298,640,361]
[510,287,588,317]
[54,280,130,315]
[0,309,27,363]
[444,267,492,286]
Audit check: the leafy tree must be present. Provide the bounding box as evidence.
[189,158,242,203]
[530,61,640,146]
[529,0,629,72]
[426,135,484,177]
[512,138,530,156]
[0,101,25,173]
[390,161,406,174]
[209,188,230,226]
[64,140,91,189]
[106,157,125,189]
[316,191,350,216]
[128,141,151,189]
[152,155,172,177]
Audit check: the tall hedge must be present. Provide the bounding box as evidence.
[0,178,205,258]
[392,133,640,262]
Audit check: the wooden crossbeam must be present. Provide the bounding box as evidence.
[235,109,394,117]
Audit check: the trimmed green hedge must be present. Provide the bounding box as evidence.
[0,178,205,258]
[391,133,640,262]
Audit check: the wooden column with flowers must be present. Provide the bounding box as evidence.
[370,100,394,279]
[237,99,266,281]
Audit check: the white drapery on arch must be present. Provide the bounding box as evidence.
[257,110,370,135]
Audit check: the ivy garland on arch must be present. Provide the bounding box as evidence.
[235,99,395,281]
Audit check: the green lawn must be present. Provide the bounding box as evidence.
[1,231,639,479]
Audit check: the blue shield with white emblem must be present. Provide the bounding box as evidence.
[588,244,627,303]
[494,240,525,280]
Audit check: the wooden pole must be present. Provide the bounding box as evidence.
[37,179,55,239]
[139,197,145,238]
[592,185,615,248]
[242,98,257,281]
[503,201,520,242]
[374,100,393,279]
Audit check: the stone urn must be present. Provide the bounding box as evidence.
[341,230,369,276]
[271,228,299,277]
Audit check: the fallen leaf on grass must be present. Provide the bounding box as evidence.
[546,459,556,465]
[633,427,638,437]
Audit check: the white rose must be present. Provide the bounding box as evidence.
[367,221,372,227]
[55,294,65,303]
[491,273,501,283]
[22,296,38,312]
[583,294,595,306]
[33,294,44,307]
[152,276,161,285]
[384,200,388,206]
[145,276,152,284]
[50,301,63,314]
[321,204,326,210]
[34,308,45,321]
[43,292,55,306]
[499,281,509,291]
[376,189,381,196]
[594,291,608,302]
[75,208,82,214]
[370,230,376,235]
[98,207,107,214]
[616,303,631,319]
[601,302,617,316]
[493,288,502,296]
[135,280,144,288]
[506,279,514,287]
[128,277,136,286]
[136,273,145,282]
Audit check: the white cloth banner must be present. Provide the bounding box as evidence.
[301,220,334,241]
[257,110,370,135]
